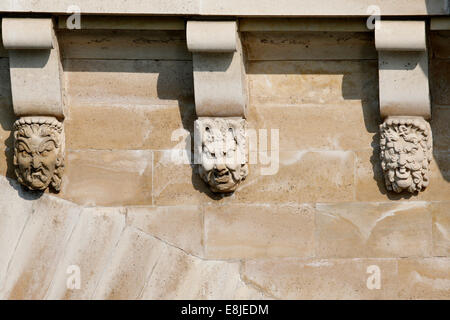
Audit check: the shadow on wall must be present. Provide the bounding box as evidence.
[62,54,224,200]
[242,34,449,199]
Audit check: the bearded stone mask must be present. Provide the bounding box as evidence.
[380,116,432,193]
[195,118,248,193]
[13,116,65,192]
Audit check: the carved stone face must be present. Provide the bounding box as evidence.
[14,117,64,192]
[195,118,248,193]
[380,117,432,193]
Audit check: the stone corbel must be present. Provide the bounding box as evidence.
[375,21,432,193]
[187,21,248,193]
[2,18,65,192]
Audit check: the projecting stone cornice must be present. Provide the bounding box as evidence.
[0,0,448,16]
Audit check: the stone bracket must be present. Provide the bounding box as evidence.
[375,20,430,119]
[375,20,433,194]
[2,18,66,192]
[187,20,247,118]
[187,21,248,193]
[2,18,65,118]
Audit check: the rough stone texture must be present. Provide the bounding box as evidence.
[60,150,153,206]
[204,204,315,259]
[315,202,432,258]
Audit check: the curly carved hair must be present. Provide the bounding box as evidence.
[13,116,65,192]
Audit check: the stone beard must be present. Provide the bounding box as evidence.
[195,118,248,193]
[380,117,432,193]
[13,116,65,192]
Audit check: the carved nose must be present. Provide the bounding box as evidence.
[398,154,407,166]
[215,163,226,171]
[32,156,42,169]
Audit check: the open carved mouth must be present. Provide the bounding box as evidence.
[395,167,410,180]
[213,169,231,184]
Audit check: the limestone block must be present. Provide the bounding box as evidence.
[45,207,126,299]
[152,150,218,206]
[64,103,195,151]
[93,228,167,300]
[0,177,33,295]
[2,19,53,50]
[59,30,191,60]
[244,32,377,61]
[397,258,450,299]
[60,150,152,206]
[247,60,378,106]
[64,59,193,107]
[430,106,450,152]
[1,196,81,299]
[431,202,450,256]
[248,102,379,151]
[127,206,203,257]
[242,258,399,299]
[229,151,355,204]
[315,202,432,258]
[204,204,314,259]
[140,244,266,300]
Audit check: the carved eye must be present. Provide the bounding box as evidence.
[205,126,210,132]
[20,150,29,157]
[41,150,49,157]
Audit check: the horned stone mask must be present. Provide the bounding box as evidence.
[13,116,64,192]
[380,117,432,193]
[195,118,248,193]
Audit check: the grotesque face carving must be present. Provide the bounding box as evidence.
[380,117,432,193]
[195,118,248,193]
[13,116,64,192]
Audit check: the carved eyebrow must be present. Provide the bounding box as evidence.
[16,139,31,152]
[38,139,57,152]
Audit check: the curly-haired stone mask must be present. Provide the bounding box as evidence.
[195,118,248,193]
[380,116,432,193]
[13,116,64,192]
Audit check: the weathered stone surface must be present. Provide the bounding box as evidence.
[316,202,432,258]
[65,103,195,150]
[45,207,126,299]
[60,150,152,206]
[242,258,398,299]
[152,150,217,206]
[248,102,379,151]
[93,227,166,300]
[431,202,450,257]
[247,60,378,106]
[141,245,266,299]
[64,59,193,107]
[204,204,314,259]
[59,30,191,60]
[232,151,355,204]
[397,258,450,299]
[0,177,33,293]
[244,31,377,61]
[430,105,450,152]
[1,195,81,299]
[127,206,203,256]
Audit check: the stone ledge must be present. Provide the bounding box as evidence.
[0,0,448,16]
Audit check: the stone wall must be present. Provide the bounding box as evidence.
[0,25,448,299]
